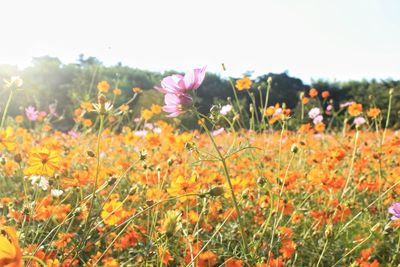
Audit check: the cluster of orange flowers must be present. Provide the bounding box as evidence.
[0,79,398,266]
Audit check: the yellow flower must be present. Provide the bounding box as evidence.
[101,199,127,226]
[150,104,162,114]
[0,127,16,151]
[142,109,153,120]
[25,147,60,177]
[235,77,252,91]
[0,226,22,267]
[97,81,110,93]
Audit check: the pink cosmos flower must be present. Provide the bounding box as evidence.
[313,115,323,125]
[389,202,400,220]
[354,116,366,126]
[25,106,39,121]
[162,93,193,117]
[156,66,206,95]
[308,107,320,119]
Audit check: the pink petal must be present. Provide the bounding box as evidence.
[184,66,206,90]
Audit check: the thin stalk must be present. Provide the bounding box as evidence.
[340,128,359,199]
[0,90,14,129]
[382,90,393,144]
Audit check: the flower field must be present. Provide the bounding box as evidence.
[0,71,399,267]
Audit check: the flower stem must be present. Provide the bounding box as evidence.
[1,90,14,129]
[199,118,249,257]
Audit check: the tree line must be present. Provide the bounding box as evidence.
[0,55,398,130]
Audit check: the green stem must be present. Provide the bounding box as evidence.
[382,90,393,144]
[340,128,359,199]
[200,118,249,257]
[22,255,47,266]
[1,90,14,129]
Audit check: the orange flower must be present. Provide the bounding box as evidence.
[302,96,309,105]
[367,108,381,118]
[113,88,122,95]
[15,116,23,124]
[83,119,93,127]
[97,81,110,93]
[314,122,325,132]
[348,103,363,116]
[198,251,217,267]
[151,104,162,114]
[235,77,252,91]
[119,104,129,112]
[321,91,330,98]
[225,258,243,267]
[309,88,318,97]
[0,226,22,267]
[132,87,142,93]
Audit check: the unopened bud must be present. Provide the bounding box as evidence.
[107,176,117,186]
[14,153,22,163]
[87,150,95,157]
[209,186,224,197]
[291,144,299,154]
[98,94,106,105]
[139,150,147,161]
[257,176,267,186]
[221,63,226,71]
[325,224,334,238]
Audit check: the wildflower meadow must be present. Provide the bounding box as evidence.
[0,67,400,267]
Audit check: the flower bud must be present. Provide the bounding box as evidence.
[325,224,334,238]
[14,153,22,163]
[291,144,299,154]
[209,186,224,197]
[257,176,267,186]
[139,150,147,161]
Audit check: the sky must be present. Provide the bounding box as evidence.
[0,0,399,83]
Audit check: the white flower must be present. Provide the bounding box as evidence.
[29,175,49,190]
[273,108,283,117]
[51,189,64,197]
[220,104,232,115]
[134,130,148,137]
[3,76,23,88]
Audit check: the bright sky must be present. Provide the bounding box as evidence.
[0,0,399,83]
